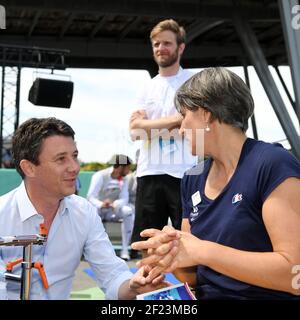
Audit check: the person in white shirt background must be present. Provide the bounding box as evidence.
[87,154,134,261]
[0,117,167,300]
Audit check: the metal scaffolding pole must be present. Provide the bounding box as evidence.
[278,0,300,122]
[233,13,300,159]
[274,65,296,111]
[243,64,258,140]
[0,65,21,168]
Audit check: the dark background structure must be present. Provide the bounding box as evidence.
[1,0,300,165]
[0,0,291,72]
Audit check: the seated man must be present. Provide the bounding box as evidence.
[87,155,134,261]
[0,117,166,300]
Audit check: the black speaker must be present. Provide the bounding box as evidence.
[28,78,74,108]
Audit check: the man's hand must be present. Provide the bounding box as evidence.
[129,265,171,296]
[101,199,112,208]
[129,109,149,141]
[130,109,148,123]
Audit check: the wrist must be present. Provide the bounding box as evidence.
[200,240,214,267]
[118,280,138,300]
[171,115,182,126]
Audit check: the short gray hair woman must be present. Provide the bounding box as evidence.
[132,67,300,300]
[175,67,254,133]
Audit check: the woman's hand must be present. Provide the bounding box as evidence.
[132,227,206,282]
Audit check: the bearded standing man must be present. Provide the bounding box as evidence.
[129,19,196,249]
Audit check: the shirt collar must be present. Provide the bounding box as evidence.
[16,181,69,222]
[177,66,183,76]
[158,66,183,79]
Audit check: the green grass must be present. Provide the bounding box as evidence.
[70,287,105,300]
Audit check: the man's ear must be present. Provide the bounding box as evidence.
[178,43,185,56]
[19,159,36,178]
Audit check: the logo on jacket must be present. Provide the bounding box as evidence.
[232,193,243,204]
[190,208,199,222]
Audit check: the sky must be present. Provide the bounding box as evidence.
[15,65,299,163]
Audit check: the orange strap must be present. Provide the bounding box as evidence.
[6,258,23,272]
[39,223,48,237]
[33,262,49,289]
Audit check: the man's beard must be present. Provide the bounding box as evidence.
[154,48,179,68]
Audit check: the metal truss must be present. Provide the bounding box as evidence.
[0,44,69,167]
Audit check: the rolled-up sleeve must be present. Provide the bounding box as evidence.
[83,206,133,299]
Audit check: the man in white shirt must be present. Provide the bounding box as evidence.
[87,155,134,261]
[130,19,196,246]
[0,117,167,300]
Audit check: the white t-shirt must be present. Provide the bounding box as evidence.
[136,67,197,178]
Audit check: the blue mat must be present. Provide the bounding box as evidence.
[83,267,180,285]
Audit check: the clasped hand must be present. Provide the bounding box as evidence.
[131,226,202,283]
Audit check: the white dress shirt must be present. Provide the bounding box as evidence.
[0,182,133,300]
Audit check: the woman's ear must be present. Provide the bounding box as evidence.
[203,109,212,124]
[19,159,35,178]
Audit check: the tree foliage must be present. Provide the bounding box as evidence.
[80,161,137,172]
[80,162,109,171]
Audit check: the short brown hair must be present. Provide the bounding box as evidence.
[150,19,186,45]
[12,117,75,179]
